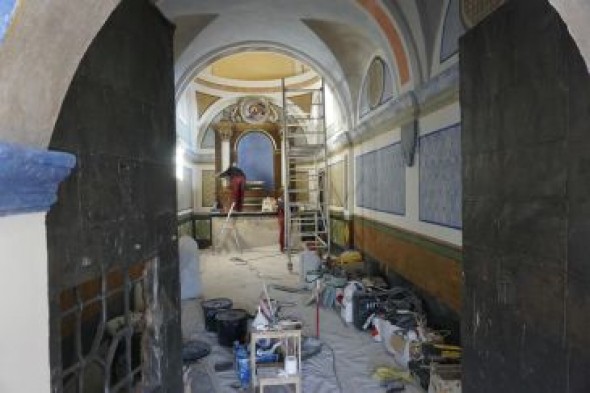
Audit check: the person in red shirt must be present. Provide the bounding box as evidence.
[218,165,246,212]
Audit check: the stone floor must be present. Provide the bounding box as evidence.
[181,245,425,393]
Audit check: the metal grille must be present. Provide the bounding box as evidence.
[54,260,153,393]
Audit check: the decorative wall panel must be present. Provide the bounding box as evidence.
[356,143,405,215]
[329,158,346,207]
[330,216,350,248]
[201,170,216,207]
[419,124,462,228]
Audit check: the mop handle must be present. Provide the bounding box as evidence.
[316,279,320,338]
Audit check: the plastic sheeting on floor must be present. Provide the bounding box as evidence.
[181,246,425,393]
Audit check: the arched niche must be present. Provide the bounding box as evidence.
[236,131,275,191]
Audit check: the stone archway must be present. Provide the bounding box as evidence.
[0,0,120,148]
[1,0,590,148]
[550,0,590,70]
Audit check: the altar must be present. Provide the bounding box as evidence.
[211,211,280,253]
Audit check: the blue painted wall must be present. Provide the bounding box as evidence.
[356,142,406,215]
[237,131,274,191]
[0,0,16,44]
[419,124,462,228]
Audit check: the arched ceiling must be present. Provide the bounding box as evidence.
[160,0,415,130]
[192,49,320,99]
[208,51,310,81]
[3,0,590,149]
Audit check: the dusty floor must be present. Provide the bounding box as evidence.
[181,245,425,393]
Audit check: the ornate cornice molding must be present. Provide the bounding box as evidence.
[0,142,76,216]
[333,63,459,151]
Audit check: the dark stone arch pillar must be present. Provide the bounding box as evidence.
[47,0,182,391]
[461,1,590,392]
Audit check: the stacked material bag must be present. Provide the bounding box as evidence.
[179,236,202,300]
[341,281,364,323]
[299,246,321,289]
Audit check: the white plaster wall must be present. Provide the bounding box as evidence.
[0,213,50,393]
[353,101,462,246]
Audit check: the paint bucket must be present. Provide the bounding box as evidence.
[201,298,233,332]
[284,355,298,375]
[216,309,249,347]
[182,340,211,364]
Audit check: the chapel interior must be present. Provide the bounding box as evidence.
[0,0,589,392]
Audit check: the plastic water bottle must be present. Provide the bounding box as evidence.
[234,343,250,389]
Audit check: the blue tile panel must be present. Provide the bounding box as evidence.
[356,142,405,215]
[419,124,462,229]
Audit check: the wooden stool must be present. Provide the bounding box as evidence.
[250,329,301,393]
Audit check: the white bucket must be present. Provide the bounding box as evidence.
[284,355,298,375]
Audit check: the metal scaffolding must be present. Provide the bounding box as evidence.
[281,79,330,271]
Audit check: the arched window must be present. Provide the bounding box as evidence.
[236,131,275,191]
[359,57,394,117]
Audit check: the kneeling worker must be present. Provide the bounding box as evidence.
[218,164,246,212]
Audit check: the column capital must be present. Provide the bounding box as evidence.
[214,120,234,141]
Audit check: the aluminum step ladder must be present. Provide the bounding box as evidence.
[281,79,330,271]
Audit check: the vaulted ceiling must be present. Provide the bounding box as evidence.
[0,0,523,148]
[160,0,466,131]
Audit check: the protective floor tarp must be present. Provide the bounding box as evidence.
[181,247,425,393]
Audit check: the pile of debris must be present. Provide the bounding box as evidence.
[300,248,462,393]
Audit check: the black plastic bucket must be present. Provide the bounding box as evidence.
[216,309,249,347]
[201,298,233,332]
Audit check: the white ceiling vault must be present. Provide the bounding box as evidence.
[158,0,425,132]
[1,0,589,149]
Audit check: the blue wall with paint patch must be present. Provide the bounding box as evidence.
[419,124,462,228]
[237,131,274,191]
